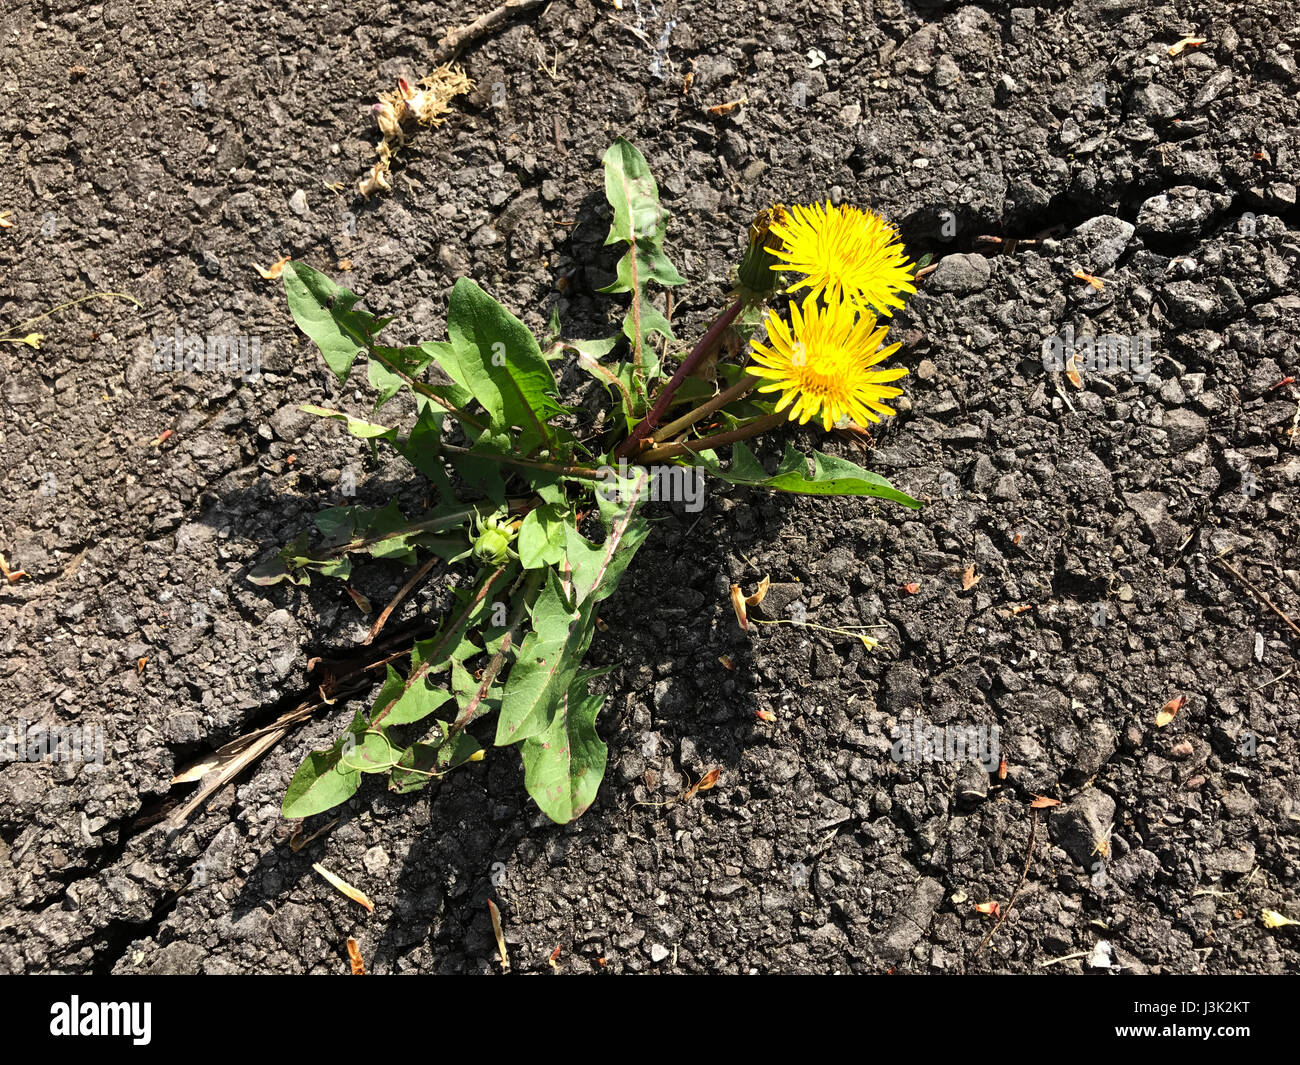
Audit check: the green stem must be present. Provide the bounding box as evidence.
[369,348,489,433]
[370,561,512,730]
[638,411,785,464]
[651,373,759,444]
[440,444,605,480]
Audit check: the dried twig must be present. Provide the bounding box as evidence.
[434,0,550,65]
[975,807,1040,956]
[363,555,438,645]
[1215,557,1300,641]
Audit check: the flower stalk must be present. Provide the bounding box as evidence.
[614,300,743,459]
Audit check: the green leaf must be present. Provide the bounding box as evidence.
[300,404,397,441]
[495,568,592,745]
[438,279,566,454]
[696,443,922,507]
[602,137,670,247]
[497,469,651,746]
[282,262,381,384]
[517,504,569,568]
[340,729,401,774]
[370,664,454,726]
[389,728,482,794]
[520,678,608,823]
[281,711,367,818]
[599,137,683,382]
[567,466,653,603]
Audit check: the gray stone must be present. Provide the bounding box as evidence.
[1136,186,1231,237]
[1062,215,1134,272]
[1163,408,1208,452]
[928,253,992,295]
[1054,789,1116,867]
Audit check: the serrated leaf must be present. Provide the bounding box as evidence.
[301,404,397,441]
[521,679,607,823]
[567,466,653,604]
[283,262,380,383]
[282,712,367,818]
[696,442,922,507]
[517,504,570,569]
[370,663,454,726]
[495,568,591,746]
[599,137,682,381]
[497,470,650,746]
[438,279,566,454]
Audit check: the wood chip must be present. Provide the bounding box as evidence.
[729,584,748,630]
[313,862,374,912]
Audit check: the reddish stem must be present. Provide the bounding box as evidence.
[615,300,743,459]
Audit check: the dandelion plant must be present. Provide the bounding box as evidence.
[259,137,922,825]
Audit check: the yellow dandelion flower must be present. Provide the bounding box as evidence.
[768,201,916,316]
[747,293,908,431]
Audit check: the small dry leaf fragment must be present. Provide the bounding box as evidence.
[707,96,747,115]
[682,71,694,94]
[1066,350,1084,389]
[745,574,771,607]
[1155,694,1187,728]
[488,899,510,972]
[347,938,366,974]
[755,709,776,722]
[252,255,290,280]
[594,616,609,632]
[1168,35,1206,56]
[1030,795,1063,808]
[960,564,982,591]
[346,587,373,614]
[136,657,148,674]
[729,584,749,631]
[1262,908,1299,929]
[0,211,13,229]
[683,767,721,802]
[718,654,735,671]
[313,862,375,912]
[902,582,921,595]
[337,258,353,271]
[0,552,29,584]
[1012,532,1023,545]
[974,900,1001,918]
[1073,269,1105,291]
[1011,604,1034,615]
[288,817,338,853]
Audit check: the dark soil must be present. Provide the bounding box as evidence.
[1,0,1298,975]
